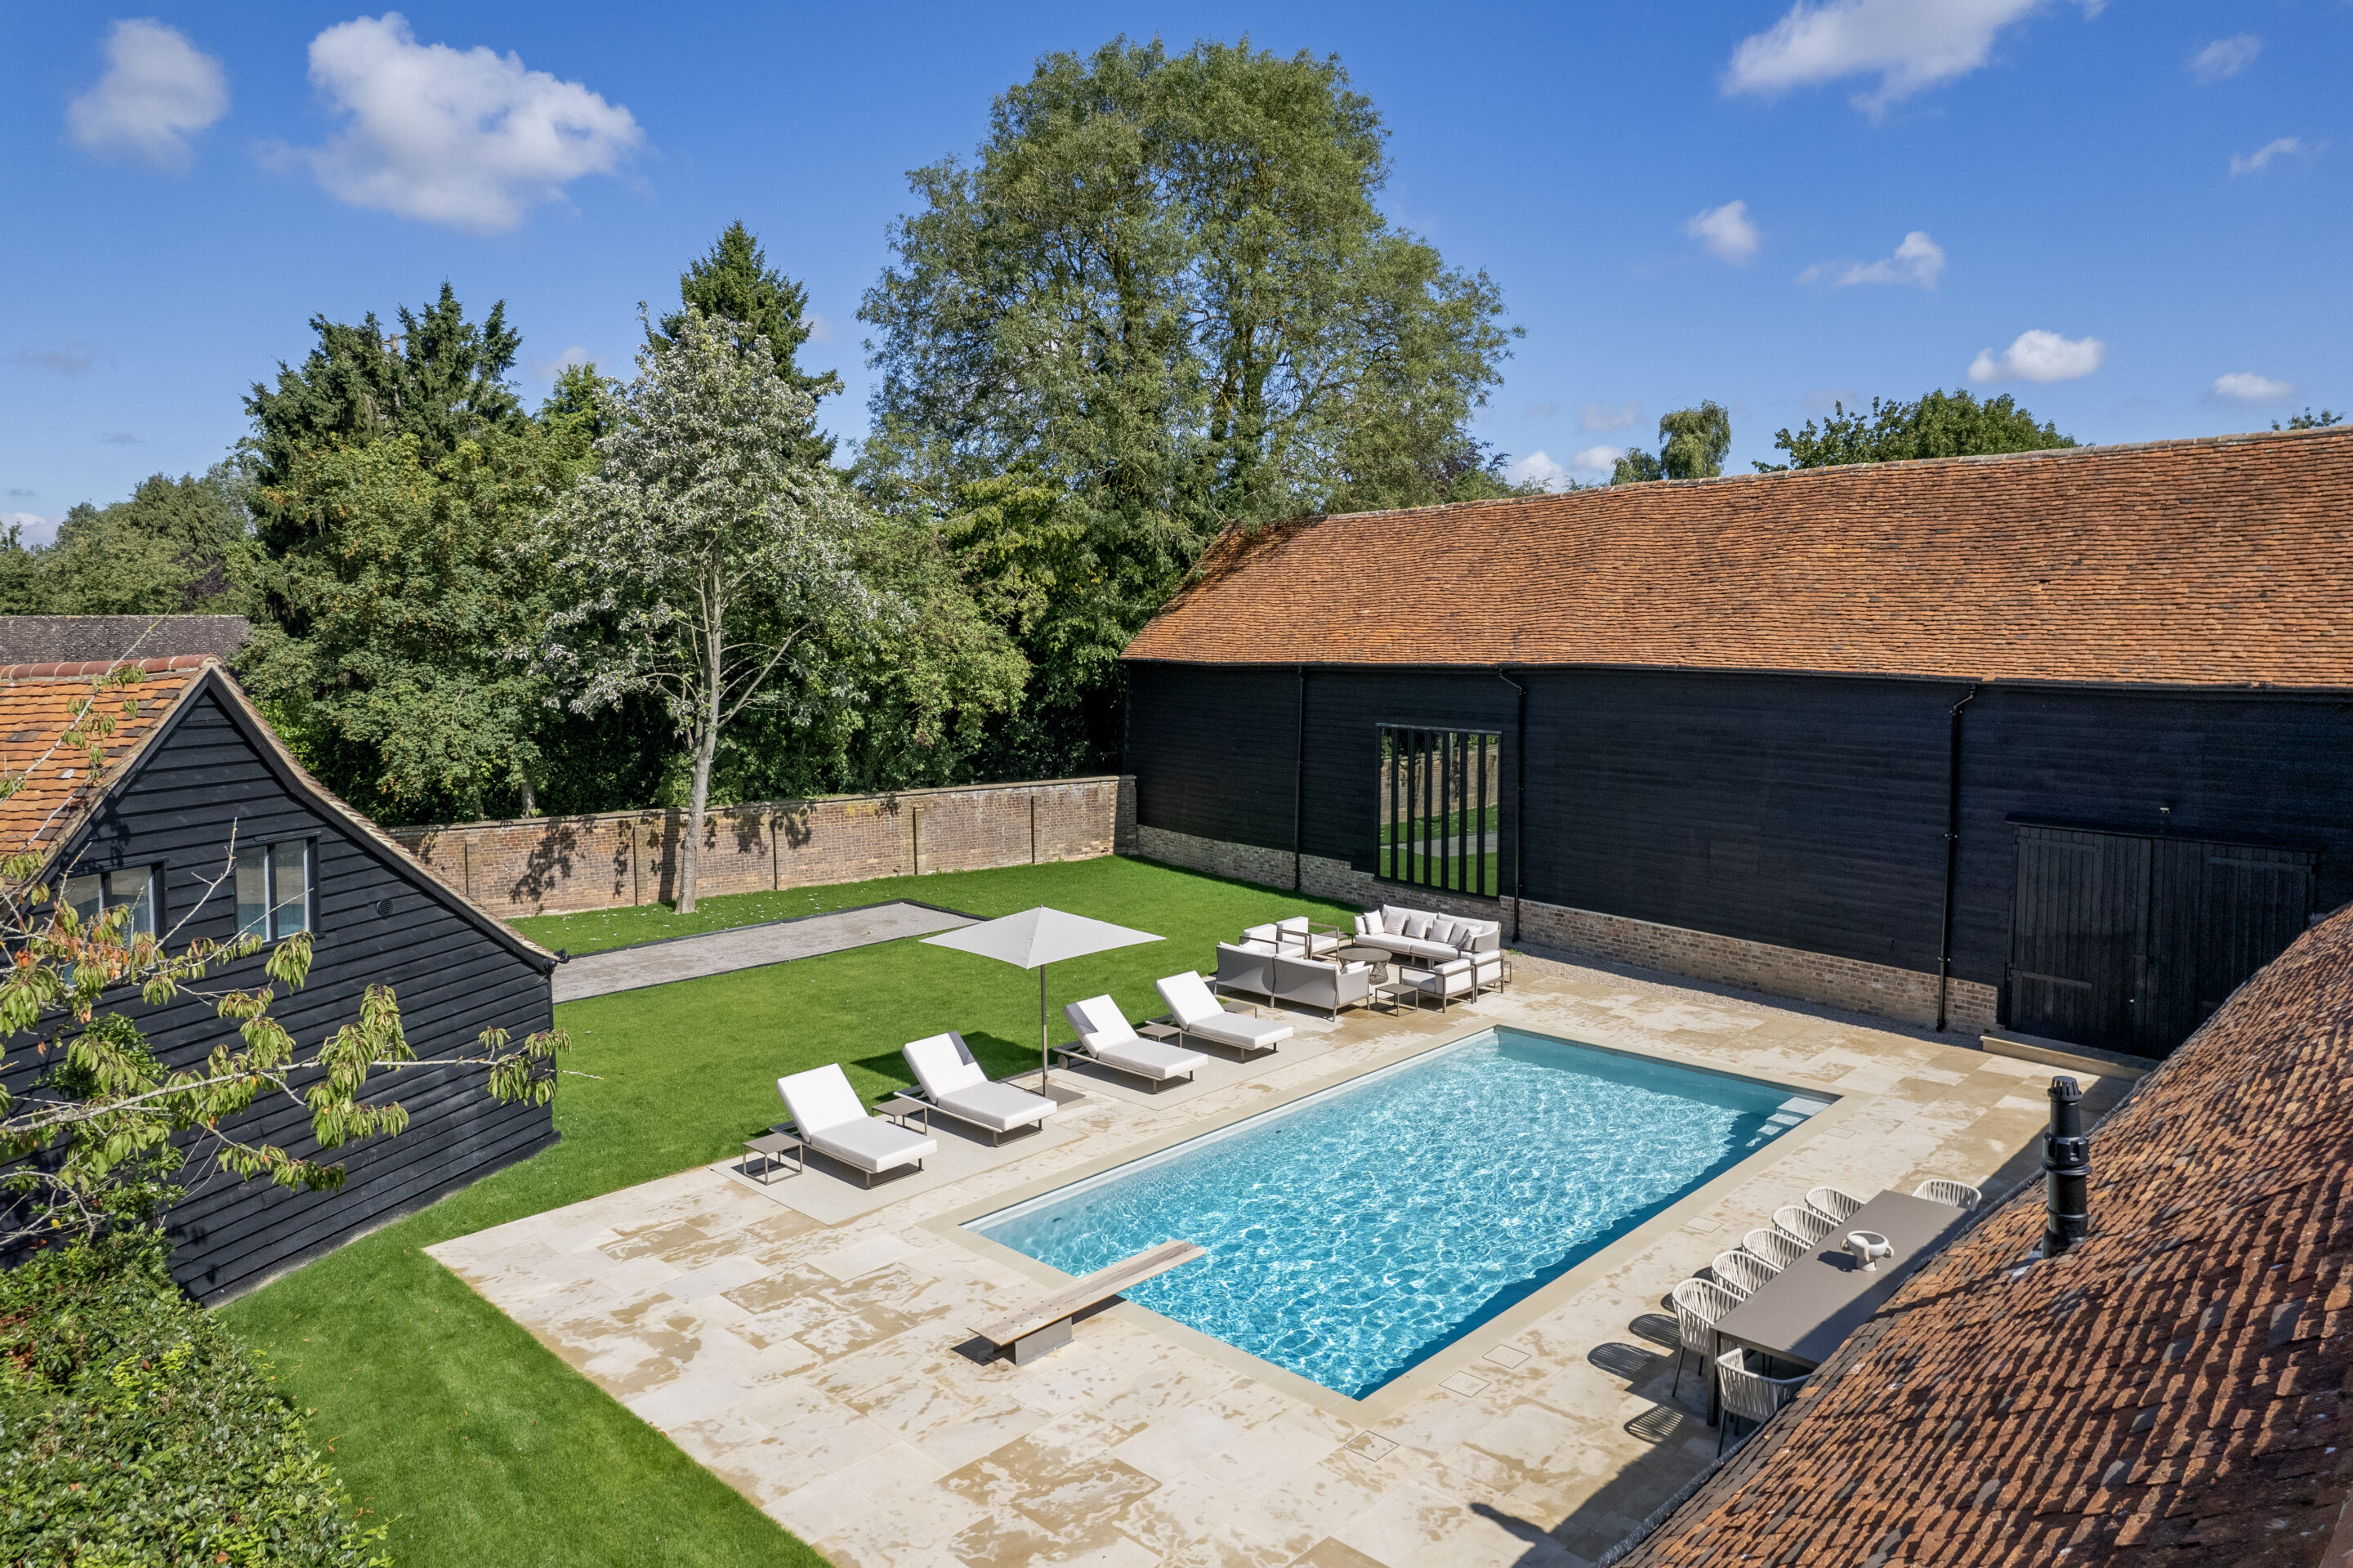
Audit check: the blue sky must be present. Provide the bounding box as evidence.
[3,1,2345,534]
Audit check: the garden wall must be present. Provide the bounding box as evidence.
[389,776,1139,918]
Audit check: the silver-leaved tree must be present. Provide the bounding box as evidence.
[538,308,887,912]
[0,664,569,1248]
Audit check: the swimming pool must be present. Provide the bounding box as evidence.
[969,1027,1829,1398]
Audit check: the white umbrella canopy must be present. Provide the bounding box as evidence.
[922,907,1162,1085]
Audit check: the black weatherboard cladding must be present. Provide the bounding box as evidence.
[4,679,556,1302]
[1125,663,2353,1054]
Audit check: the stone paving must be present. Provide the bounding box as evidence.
[431,952,2134,1568]
[551,900,976,1002]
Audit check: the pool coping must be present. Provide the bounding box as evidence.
[926,1018,1873,1423]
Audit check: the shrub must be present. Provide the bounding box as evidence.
[0,1231,388,1566]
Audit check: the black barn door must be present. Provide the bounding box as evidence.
[2007,825,2315,1057]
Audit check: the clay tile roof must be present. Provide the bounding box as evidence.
[1121,426,2353,688]
[1619,899,2353,1567]
[0,657,212,859]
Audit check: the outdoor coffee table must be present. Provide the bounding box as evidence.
[741,1129,804,1184]
[874,1095,932,1133]
[1333,945,1392,981]
[1712,1191,1972,1373]
[1370,976,1418,1014]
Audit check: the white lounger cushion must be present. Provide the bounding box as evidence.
[902,1032,1056,1132]
[1156,972,1295,1051]
[778,1063,936,1173]
[1063,995,1206,1080]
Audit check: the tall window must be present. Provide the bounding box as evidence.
[61,866,158,936]
[236,841,312,941]
[1377,727,1501,896]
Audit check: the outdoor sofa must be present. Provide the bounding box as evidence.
[900,1031,1060,1144]
[1213,943,1376,1018]
[1240,914,1346,958]
[1062,995,1209,1089]
[1158,971,1297,1055]
[776,1063,938,1186]
[1351,903,1506,993]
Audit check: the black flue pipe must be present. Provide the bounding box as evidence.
[2043,1076,2090,1257]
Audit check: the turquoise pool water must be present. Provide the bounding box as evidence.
[970,1027,1828,1398]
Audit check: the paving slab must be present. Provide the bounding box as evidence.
[553,900,977,1002]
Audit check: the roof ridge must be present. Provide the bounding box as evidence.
[0,654,217,682]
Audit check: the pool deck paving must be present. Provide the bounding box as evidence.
[431,950,2134,1568]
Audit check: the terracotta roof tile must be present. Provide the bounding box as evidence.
[0,658,209,858]
[1619,897,2353,1566]
[1122,427,2353,687]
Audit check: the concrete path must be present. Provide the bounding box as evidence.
[552,900,978,1003]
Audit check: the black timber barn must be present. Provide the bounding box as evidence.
[1120,427,2353,1060]
[0,656,558,1302]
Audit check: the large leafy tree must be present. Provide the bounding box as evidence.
[860,36,1518,772]
[540,310,887,913]
[651,221,841,467]
[1613,402,1732,483]
[0,465,258,617]
[239,288,609,823]
[1757,389,2072,471]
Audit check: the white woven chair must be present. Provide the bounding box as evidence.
[1743,1226,1807,1272]
[1713,1249,1778,1298]
[1668,1277,1744,1399]
[1806,1185,1866,1224]
[1716,1347,1808,1454]
[1773,1204,1836,1247]
[1914,1177,1984,1211]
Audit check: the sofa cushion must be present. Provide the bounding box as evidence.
[1355,911,1383,936]
[1399,911,1434,940]
[1426,915,1461,947]
[1243,923,1281,944]
[1276,915,1310,934]
[1381,903,1419,931]
[1400,936,1456,959]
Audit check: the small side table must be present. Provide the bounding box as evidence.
[742,1129,804,1184]
[1138,1021,1184,1044]
[874,1096,932,1133]
[1370,977,1418,1015]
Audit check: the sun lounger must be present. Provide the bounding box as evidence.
[776,1063,938,1186]
[901,1031,1059,1144]
[1059,995,1208,1090]
[1156,971,1295,1057]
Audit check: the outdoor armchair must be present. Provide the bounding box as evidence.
[1157,972,1295,1056]
[1242,915,1345,958]
[1715,1347,1810,1454]
[1214,940,1281,1003]
[775,1063,937,1187]
[900,1032,1058,1145]
[1060,995,1208,1089]
[1712,1249,1778,1297]
[1270,952,1374,1018]
[1771,1204,1836,1248]
[1913,1177,1984,1211]
[1742,1226,1808,1273]
[1668,1277,1744,1399]
[1806,1186,1866,1225]
[1404,958,1476,1012]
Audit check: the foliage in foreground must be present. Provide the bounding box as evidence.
[0,1231,386,1567]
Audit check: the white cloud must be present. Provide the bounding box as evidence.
[1682,200,1761,265]
[1800,229,1946,288]
[1569,444,1625,476]
[529,344,592,380]
[806,311,840,344]
[2230,136,2314,177]
[1968,328,2105,384]
[2190,34,2260,83]
[6,513,62,547]
[281,13,643,233]
[1578,401,1642,432]
[66,20,228,171]
[1507,451,1573,491]
[10,344,96,376]
[1723,0,2098,116]
[2209,372,2294,404]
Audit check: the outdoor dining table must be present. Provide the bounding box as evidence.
[1710,1191,1973,1389]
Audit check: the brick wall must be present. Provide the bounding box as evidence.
[1136,824,2002,1032]
[392,776,1137,918]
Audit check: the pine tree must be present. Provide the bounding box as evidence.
[652,222,840,466]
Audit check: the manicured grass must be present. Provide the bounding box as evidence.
[511,873,998,957]
[223,856,1350,1567]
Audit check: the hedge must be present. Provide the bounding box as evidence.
[0,1231,389,1566]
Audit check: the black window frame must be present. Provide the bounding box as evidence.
[1376,725,1502,899]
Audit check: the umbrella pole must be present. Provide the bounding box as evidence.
[1039,963,1050,1088]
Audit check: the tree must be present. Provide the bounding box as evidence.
[1612,401,1731,483]
[859,37,1518,771]
[2275,408,2345,431]
[0,465,260,618]
[651,221,840,467]
[239,288,601,824]
[0,666,566,1246]
[540,310,887,913]
[1757,389,2072,471]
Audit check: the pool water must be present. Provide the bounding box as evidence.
[970,1027,1829,1398]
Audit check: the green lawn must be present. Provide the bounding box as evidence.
[222,856,1351,1567]
[510,871,1005,957]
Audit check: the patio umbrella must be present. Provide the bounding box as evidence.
[922,907,1161,1087]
